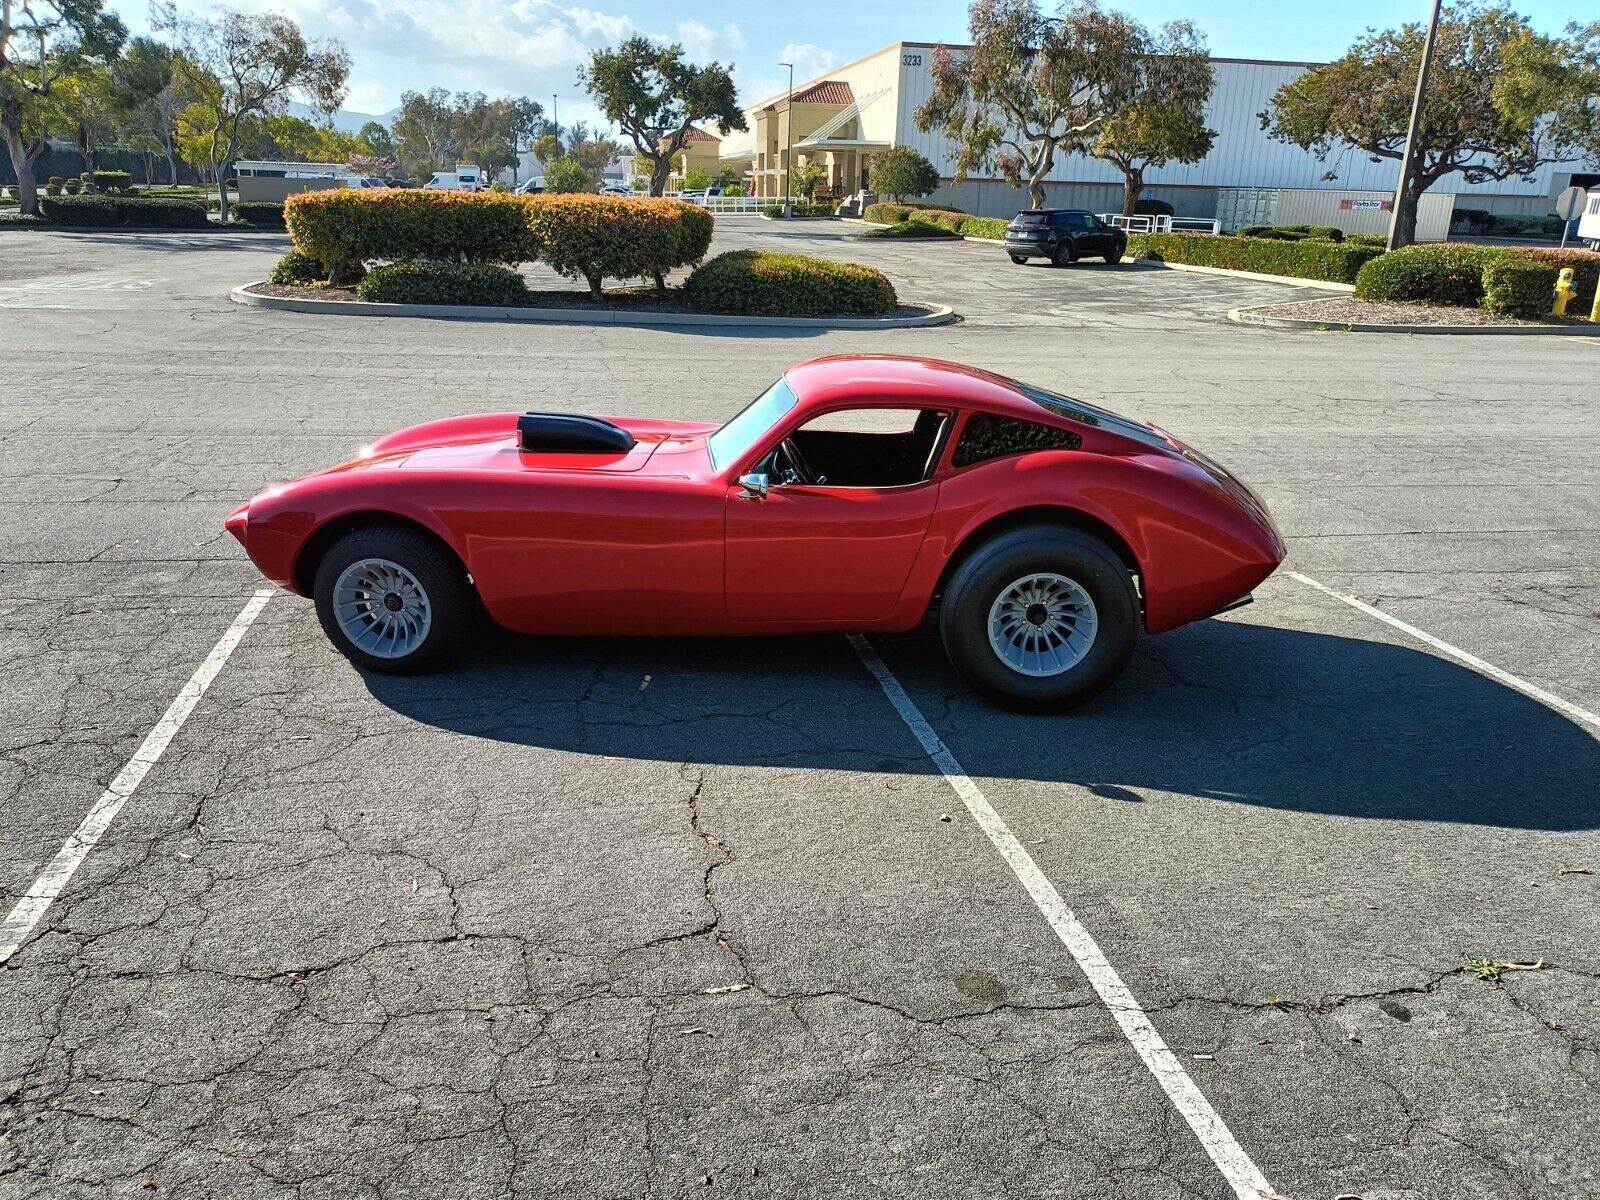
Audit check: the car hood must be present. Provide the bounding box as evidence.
[349,412,718,476]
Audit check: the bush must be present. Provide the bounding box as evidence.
[93,170,133,194]
[862,218,961,239]
[723,184,745,197]
[523,194,699,296]
[1237,224,1343,242]
[684,250,896,316]
[1127,232,1383,283]
[286,189,540,270]
[1345,232,1387,248]
[231,201,286,229]
[357,261,529,306]
[1450,208,1494,235]
[1480,259,1559,318]
[1510,247,1600,313]
[268,249,355,285]
[956,216,1010,239]
[37,195,209,228]
[489,182,509,193]
[63,177,82,195]
[761,201,836,217]
[1352,244,1511,306]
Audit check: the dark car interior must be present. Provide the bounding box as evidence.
[766,409,950,489]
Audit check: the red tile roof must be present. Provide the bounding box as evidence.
[682,126,718,143]
[781,81,854,107]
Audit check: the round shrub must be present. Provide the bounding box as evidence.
[356,261,529,307]
[93,170,133,194]
[269,249,335,285]
[63,177,82,195]
[684,250,896,316]
[232,201,286,229]
[1481,259,1559,318]
[522,194,683,296]
[1353,244,1511,307]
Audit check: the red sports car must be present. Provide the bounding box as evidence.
[226,355,1284,711]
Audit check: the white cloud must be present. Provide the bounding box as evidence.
[342,80,398,116]
[738,42,841,107]
[675,19,743,61]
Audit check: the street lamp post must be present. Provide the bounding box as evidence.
[778,61,793,217]
[1386,0,1444,251]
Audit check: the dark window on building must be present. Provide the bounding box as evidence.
[952,413,1082,468]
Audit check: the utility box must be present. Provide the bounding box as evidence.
[1215,187,1456,241]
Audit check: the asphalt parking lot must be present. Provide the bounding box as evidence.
[1,220,1596,1200]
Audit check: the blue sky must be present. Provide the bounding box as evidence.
[106,0,1590,128]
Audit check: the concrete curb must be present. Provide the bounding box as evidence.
[1227,300,1600,336]
[230,284,957,330]
[0,221,283,235]
[1144,260,1357,292]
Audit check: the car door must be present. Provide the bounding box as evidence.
[723,407,945,625]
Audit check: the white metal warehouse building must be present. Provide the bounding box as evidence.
[713,42,1598,233]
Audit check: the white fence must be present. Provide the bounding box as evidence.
[1100,213,1221,236]
[663,195,816,216]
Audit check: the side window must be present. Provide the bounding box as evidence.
[952,413,1082,469]
[782,407,948,488]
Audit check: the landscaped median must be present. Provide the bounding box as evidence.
[1229,243,1600,333]
[235,189,953,328]
[858,204,1010,241]
[1126,231,1385,284]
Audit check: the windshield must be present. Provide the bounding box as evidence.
[707,378,798,472]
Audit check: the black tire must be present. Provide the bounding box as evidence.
[1009,254,1028,265]
[939,527,1139,713]
[312,524,473,674]
[1051,240,1074,267]
[1104,244,1123,264]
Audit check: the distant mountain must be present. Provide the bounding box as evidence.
[285,101,399,134]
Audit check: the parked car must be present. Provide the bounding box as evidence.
[600,184,636,197]
[1004,209,1126,266]
[515,177,546,194]
[224,355,1284,712]
[422,166,485,191]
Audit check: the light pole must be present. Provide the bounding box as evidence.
[779,61,793,216]
[1386,0,1443,251]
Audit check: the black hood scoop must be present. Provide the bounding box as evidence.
[517,412,636,454]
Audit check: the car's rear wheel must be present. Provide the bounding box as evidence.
[939,527,1138,712]
[313,525,472,674]
[1104,245,1123,264]
[1051,241,1074,267]
[1009,254,1028,265]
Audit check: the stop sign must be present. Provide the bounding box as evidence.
[1555,185,1587,221]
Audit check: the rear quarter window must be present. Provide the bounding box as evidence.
[952,413,1082,468]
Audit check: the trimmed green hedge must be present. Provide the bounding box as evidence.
[38,195,209,228]
[1481,260,1559,318]
[1352,244,1510,306]
[92,170,133,194]
[284,191,712,294]
[356,262,529,307]
[1128,232,1383,283]
[1237,224,1343,242]
[232,201,286,229]
[761,202,836,217]
[684,250,896,316]
[1353,243,1600,313]
[861,218,961,239]
[269,250,324,285]
[861,203,1010,241]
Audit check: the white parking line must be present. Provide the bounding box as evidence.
[0,590,273,964]
[848,635,1275,1200]
[1286,570,1600,733]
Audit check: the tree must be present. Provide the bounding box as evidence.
[347,152,397,179]
[915,0,1215,209]
[56,63,115,176]
[111,37,185,185]
[1089,23,1214,216]
[357,120,393,158]
[0,0,126,213]
[1263,5,1600,246]
[681,164,710,191]
[793,157,826,199]
[262,113,360,162]
[157,4,348,221]
[869,145,941,202]
[579,35,746,196]
[393,87,457,179]
[543,156,588,193]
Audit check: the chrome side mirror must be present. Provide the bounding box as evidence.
[738,472,770,501]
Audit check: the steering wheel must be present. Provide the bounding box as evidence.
[777,437,820,486]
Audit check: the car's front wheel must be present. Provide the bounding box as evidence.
[939,527,1139,712]
[312,525,473,674]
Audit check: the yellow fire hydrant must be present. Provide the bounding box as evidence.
[1552,267,1576,317]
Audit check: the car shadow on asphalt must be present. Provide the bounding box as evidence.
[360,618,1600,832]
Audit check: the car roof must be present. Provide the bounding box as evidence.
[1016,208,1094,216]
[784,355,1038,417]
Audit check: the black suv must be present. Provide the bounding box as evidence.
[1004,209,1126,266]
